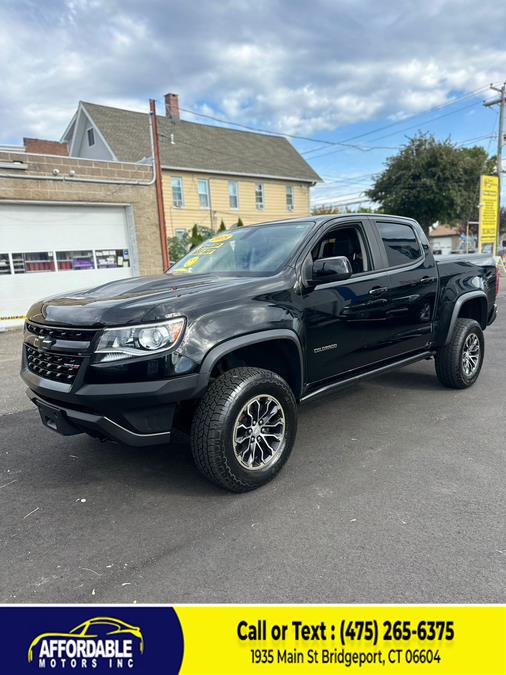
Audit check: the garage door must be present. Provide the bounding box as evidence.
[0,203,135,325]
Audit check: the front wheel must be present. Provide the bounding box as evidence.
[190,367,297,492]
[435,318,484,389]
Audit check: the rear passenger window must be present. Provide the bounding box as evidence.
[377,221,422,267]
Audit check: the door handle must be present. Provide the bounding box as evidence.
[369,286,387,296]
[420,276,436,284]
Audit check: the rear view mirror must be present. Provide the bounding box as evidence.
[311,256,352,284]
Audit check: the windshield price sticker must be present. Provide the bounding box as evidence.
[196,243,224,256]
[176,606,506,674]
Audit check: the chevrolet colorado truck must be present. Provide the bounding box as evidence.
[21,215,498,492]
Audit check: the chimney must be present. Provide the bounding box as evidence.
[164,93,180,120]
[24,138,69,156]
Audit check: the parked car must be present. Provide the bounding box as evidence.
[21,215,498,492]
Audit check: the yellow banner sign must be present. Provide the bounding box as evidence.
[478,174,499,254]
[177,605,506,674]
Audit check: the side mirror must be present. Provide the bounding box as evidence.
[311,256,352,284]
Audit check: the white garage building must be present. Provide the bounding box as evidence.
[0,202,138,326]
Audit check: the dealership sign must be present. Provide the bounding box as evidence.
[478,174,499,254]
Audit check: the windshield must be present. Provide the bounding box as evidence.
[170,222,313,276]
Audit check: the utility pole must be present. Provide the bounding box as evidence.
[149,99,169,270]
[484,82,506,252]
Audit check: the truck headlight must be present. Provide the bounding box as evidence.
[94,318,185,363]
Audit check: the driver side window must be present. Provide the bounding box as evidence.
[311,225,370,275]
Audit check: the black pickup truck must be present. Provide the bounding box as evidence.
[21,215,498,492]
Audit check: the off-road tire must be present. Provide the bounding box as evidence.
[190,367,297,492]
[435,318,484,389]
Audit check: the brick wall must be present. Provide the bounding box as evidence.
[23,138,69,156]
[0,151,162,275]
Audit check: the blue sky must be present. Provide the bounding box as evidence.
[1,0,505,205]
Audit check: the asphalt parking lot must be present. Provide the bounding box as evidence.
[1,301,505,604]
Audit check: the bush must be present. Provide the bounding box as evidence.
[168,231,189,263]
[168,224,215,262]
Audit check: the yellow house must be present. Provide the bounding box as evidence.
[62,94,321,237]
[164,172,312,234]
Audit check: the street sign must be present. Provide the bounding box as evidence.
[478,175,499,254]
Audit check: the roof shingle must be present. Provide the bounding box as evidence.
[82,101,321,183]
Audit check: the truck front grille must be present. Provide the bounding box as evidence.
[25,344,83,383]
[25,322,94,341]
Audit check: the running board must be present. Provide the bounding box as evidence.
[301,351,434,403]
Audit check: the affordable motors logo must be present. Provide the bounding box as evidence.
[27,617,144,670]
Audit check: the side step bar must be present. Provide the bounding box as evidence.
[301,351,434,403]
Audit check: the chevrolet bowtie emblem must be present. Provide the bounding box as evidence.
[34,336,54,350]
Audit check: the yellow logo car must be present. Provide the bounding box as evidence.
[28,617,144,662]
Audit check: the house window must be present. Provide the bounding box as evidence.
[175,228,186,240]
[255,183,264,210]
[228,181,239,209]
[56,250,94,271]
[87,128,95,147]
[198,179,210,208]
[171,177,184,208]
[0,253,11,275]
[286,185,294,211]
[12,252,55,273]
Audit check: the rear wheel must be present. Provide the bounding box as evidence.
[190,367,297,492]
[435,318,484,389]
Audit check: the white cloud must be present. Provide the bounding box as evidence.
[0,0,505,143]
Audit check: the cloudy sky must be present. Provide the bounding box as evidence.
[1,0,505,205]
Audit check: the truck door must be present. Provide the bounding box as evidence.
[301,219,399,385]
[371,218,438,356]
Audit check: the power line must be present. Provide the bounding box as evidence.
[179,84,490,154]
[318,133,495,185]
[179,107,360,149]
[304,85,489,153]
[306,99,483,161]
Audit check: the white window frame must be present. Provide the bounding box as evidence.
[86,127,95,147]
[228,181,239,209]
[197,179,210,209]
[255,183,264,210]
[171,176,184,208]
[286,185,294,211]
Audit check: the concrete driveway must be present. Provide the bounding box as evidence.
[0,303,505,603]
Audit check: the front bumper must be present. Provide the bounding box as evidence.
[27,389,174,446]
[22,367,204,447]
[21,318,207,446]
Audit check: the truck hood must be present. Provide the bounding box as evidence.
[27,272,268,327]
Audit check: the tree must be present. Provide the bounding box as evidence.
[236,217,244,227]
[189,224,214,250]
[218,219,226,232]
[189,224,202,249]
[311,205,342,215]
[168,231,189,263]
[366,134,495,234]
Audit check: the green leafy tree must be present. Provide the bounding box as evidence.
[218,219,226,232]
[189,224,203,250]
[168,225,215,262]
[167,231,189,263]
[189,224,214,250]
[199,225,214,240]
[236,217,244,227]
[311,205,342,215]
[366,134,495,234]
